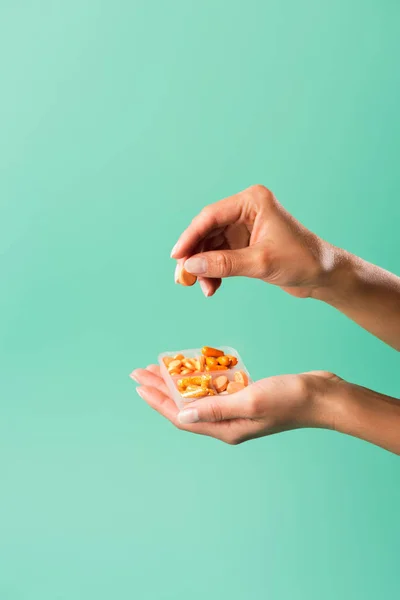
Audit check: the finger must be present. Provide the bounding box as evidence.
[177,387,252,424]
[184,246,268,279]
[146,364,162,376]
[137,385,179,423]
[130,368,169,395]
[137,385,225,438]
[197,276,222,298]
[171,195,244,259]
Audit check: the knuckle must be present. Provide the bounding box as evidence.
[249,183,268,196]
[246,388,263,416]
[255,246,271,273]
[249,184,273,205]
[213,252,233,276]
[200,204,215,221]
[208,401,224,422]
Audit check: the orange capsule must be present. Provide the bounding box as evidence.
[218,355,230,366]
[234,370,249,387]
[178,268,197,287]
[205,357,218,367]
[163,356,174,367]
[213,375,228,393]
[202,346,224,358]
[227,355,238,367]
[227,381,245,394]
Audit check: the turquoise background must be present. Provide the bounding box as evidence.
[1,1,399,598]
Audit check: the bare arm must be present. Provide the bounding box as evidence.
[131,367,400,455]
[314,250,400,351]
[327,378,400,454]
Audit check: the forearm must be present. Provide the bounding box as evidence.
[321,379,400,454]
[314,249,400,351]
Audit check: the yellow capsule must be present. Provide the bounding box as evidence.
[182,388,209,399]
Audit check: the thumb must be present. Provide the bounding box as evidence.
[184,246,268,279]
[177,389,250,424]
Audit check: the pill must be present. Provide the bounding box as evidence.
[182,360,194,370]
[163,356,174,367]
[178,267,197,287]
[174,354,185,360]
[202,346,224,358]
[182,388,209,399]
[218,356,230,366]
[227,381,245,394]
[181,369,191,375]
[226,355,238,367]
[168,359,182,371]
[198,355,206,371]
[177,375,211,390]
[234,370,249,386]
[170,370,181,377]
[213,375,228,393]
[205,357,218,367]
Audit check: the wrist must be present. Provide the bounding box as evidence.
[302,373,348,430]
[311,246,361,306]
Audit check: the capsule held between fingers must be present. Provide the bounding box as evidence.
[177,267,197,287]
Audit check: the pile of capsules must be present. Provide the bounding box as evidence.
[163,346,238,376]
[163,346,249,402]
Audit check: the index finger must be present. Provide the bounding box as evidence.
[170,194,244,259]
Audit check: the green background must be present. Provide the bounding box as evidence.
[1,1,399,598]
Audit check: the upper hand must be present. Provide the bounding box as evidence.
[172,184,337,298]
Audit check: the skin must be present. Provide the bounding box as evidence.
[172,184,400,350]
[131,367,400,454]
[133,185,400,454]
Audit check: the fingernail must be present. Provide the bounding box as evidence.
[185,256,207,275]
[174,263,180,284]
[171,242,180,257]
[129,371,139,382]
[137,387,145,399]
[199,279,211,297]
[178,408,199,424]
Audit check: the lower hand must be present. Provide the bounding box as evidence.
[130,366,341,445]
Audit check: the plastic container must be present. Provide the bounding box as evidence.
[158,346,252,410]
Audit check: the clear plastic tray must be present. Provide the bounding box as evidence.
[158,346,252,410]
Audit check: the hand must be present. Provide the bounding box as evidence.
[130,366,340,445]
[172,184,337,298]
